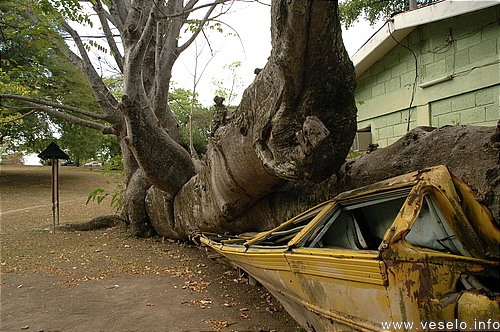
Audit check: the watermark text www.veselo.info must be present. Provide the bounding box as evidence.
[381,319,500,331]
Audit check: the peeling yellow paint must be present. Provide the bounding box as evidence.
[201,165,499,332]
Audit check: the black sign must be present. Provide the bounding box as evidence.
[38,142,70,160]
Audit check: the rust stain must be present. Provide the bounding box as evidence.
[411,263,433,302]
[405,279,416,297]
[200,165,499,331]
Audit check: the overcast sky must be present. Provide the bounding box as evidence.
[171,1,382,105]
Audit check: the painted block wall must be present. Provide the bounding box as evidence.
[357,109,417,148]
[430,85,499,127]
[354,5,499,148]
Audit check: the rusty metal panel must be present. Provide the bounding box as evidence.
[287,250,385,285]
[457,291,500,325]
[200,165,500,332]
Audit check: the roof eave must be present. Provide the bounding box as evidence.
[352,0,499,78]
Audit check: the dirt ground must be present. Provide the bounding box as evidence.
[0,165,305,332]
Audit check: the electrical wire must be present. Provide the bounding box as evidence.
[386,18,498,132]
[452,60,500,78]
[388,22,418,132]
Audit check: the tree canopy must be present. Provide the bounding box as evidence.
[339,0,438,27]
[0,0,114,162]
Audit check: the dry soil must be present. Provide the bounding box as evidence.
[0,165,305,332]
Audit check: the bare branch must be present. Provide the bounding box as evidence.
[158,0,233,19]
[0,94,107,121]
[23,9,119,113]
[208,18,246,54]
[93,0,124,72]
[65,34,120,39]
[184,0,200,13]
[177,1,219,54]
[95,0,124,33]
[60,23,119,113]
[127,6,157,74]
[108,0,128,32]
[1,101,115,134]
[2,98,116,134]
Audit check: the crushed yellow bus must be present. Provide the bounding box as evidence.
[201,165,499,331]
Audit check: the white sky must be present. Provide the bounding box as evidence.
[172,1,382,105]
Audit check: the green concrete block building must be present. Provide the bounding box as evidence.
[351,1,499,150]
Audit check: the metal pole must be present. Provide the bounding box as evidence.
[51,157,57,233]
[55,159,60,226]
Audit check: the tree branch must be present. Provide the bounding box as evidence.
[93,0,124,72]
[107,0,126,33]
[95,0,124,33]
[1,98,116,134]
[0,94,107,121]
[158,0,233,19]
[60,20,119,111]
[127,6,156,69]
[23,9,119,115]
[177,2,219,54]
[0,110,36,124]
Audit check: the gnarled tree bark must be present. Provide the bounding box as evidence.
[147,0,357,239]
[232,123,500,234]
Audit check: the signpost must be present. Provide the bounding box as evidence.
[38,142,70,233]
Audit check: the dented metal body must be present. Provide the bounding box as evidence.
[201,166,500,331]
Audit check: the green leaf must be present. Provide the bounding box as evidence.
[86,188,109,205]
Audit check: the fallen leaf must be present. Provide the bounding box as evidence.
[202,319,236,332]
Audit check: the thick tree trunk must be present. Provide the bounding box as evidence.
[119,0,196,199]
[148,123,499,240]
[118,134,155,237]
[23,0,496,242]
[146,0,357,239]
[145,186,179,239]
[234,123,500,233]
[120,1,498,242]
[124,167,156,237]
[120,95,196,197]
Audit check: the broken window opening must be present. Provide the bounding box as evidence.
[305,187,411,250]
[405,195,469,257]
[248,206,325,248]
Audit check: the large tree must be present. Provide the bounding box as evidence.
[1,0,498,241]
[1,0,357,237]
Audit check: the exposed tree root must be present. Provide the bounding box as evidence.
[57,215,125,231]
